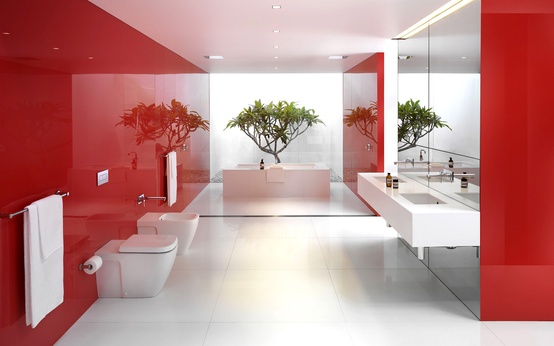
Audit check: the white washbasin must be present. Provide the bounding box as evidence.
[159,213,198,222]
[400,193,445,205]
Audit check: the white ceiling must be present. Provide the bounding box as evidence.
[88,0,452,73]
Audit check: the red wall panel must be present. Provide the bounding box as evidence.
[0,1,209,344]
[343,53,385,200]
[481,0,554,320]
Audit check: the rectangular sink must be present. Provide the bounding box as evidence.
[400,193,445,204]
[455,192,480,203]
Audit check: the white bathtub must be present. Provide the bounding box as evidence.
[223,163,330,198]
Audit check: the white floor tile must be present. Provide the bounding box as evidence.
[228,237,327,270]
[484,322,554,346]
[212,269,344,323]
[238,216,316,238]
[330,269,476,322]
[204,323,353,346]
[348,321,503,346]
[312,216,397,238]
[56,322,208,346]
[318,237,426,269]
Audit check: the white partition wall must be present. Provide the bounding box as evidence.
[209,74,343,178]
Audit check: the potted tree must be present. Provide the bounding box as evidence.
[397,99,450,152]
[225,99,324,163]
[117,99,209,152]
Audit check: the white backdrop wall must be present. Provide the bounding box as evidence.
[209,74,343,177]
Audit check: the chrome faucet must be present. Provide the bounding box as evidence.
[419,149,426,161]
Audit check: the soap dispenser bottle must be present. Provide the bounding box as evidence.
[260,159,264,170]
[461,172,468,188]
[386,173,392,187]
[448,157,454,168]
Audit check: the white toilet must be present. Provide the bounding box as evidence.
[94,234,178,298]
[137,212,199,255]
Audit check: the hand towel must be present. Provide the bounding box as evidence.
[34,195,63,260]
[266,165,285,183]
[24,195,64,328]
[167,151,177,206]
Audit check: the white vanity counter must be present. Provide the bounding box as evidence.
[358,173,479,249]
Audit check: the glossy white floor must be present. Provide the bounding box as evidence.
[57,183,554,346]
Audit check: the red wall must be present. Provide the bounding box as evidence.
[0,1,209,344]
[343,53,385,199]
[481,0,554,320]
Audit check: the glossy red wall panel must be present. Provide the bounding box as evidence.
[0,0,209,344]
[343,53,385,200]
[481,0,554,320]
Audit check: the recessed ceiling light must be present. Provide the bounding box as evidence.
[52,47,60,50]
[273,45,279,49]
[204,55,224,60]
[461,56,468,59]
[273,30,280,33]
[274,56,279,59]
[274,67,279,70]
[272,5,282,9]
[2,32,11,35]
[88,56,94,60]
[328,55,348,60]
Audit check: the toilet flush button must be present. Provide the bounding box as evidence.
[97,169,109,186]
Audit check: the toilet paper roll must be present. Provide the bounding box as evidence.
[83,255,103,275]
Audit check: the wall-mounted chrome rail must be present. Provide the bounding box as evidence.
[137,194,167,206]
[1,190,70,219]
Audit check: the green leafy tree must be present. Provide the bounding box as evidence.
[225,100,324,163]
[398,99,451,152]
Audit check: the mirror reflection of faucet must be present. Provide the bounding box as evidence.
[419,149,426,161]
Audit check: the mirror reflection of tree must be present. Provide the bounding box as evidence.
[397,99,450,152]
[343,100,378,144]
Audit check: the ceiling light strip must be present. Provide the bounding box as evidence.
[394,0,474,39]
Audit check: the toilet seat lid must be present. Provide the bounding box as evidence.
[119,234,177,253]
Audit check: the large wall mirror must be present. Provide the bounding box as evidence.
[396,0,481,318]
[397,0,480,211]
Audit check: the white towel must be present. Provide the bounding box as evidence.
[24,195,64,328]
[266,165,285,183]
[167,151,177,206]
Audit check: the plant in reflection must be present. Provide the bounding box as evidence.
[398,99,451,152]
[2,101,71,154]
[343,101,378,144]
[225,99,324,163]
[117,99,209,152]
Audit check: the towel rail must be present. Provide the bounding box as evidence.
[1,191,69,219]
